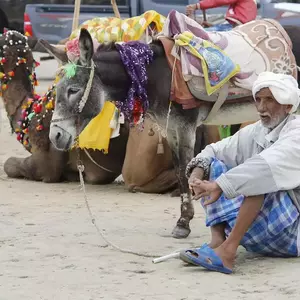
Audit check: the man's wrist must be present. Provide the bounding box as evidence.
[191,167,204,179]
[186,156,210,179]
[196,3,201,9]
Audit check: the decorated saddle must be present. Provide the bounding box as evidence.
[159,10,297,108]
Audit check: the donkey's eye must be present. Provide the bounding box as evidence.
[67,87,80,98]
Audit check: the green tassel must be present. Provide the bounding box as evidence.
[218,125,231,140]
[28,112,36,120]
[63,63,77,79]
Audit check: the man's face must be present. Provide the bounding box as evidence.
[255,88,292,129]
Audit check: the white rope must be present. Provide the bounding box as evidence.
[83,148,115,173]
[150,122,167,138]
[78,61,95,113]
[77,163,169,258]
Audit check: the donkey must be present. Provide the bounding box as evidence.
[39,24,300,238]
[0,30,129,184]
[0,30,206,193]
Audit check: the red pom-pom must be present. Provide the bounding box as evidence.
[33,103,42,114]
[36,124,44,131]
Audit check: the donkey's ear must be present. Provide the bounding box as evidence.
[38,39,68,64]
[78,28,94,66]
[27,37,38,50]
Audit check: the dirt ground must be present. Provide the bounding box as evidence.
[1,71,300,300]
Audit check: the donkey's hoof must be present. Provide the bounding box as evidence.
[172,225,191,239]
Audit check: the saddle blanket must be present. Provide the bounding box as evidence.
[162,10,297,100]
[65,10,165,62]
[69,10,165,43]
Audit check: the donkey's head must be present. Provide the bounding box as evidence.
[39,29,108,151]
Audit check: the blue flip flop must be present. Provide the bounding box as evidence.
[192,246,233,274]
[179,243,210,265]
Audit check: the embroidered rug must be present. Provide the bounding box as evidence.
[161,11,297,100]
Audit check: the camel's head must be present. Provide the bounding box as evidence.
[0,30,37,74]
[0,31,38,92]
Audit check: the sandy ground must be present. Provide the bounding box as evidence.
[0,54,300,300]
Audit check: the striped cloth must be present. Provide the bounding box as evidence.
[205,23,234,32]
[201,158,299,257]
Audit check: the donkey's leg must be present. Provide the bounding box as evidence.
[171,123,197,238]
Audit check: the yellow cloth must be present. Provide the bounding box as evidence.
[174,31,240,95]
[69,10,166,43]
[77,101,118,154]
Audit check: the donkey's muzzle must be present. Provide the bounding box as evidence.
[49,125,72,151]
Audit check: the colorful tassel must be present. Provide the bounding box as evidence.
[7,71,15,77]
[36,125,44,131]
[45,101,54,110]
[63,62,77,79]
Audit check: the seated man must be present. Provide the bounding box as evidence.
[180,71,300,274]
[186,0,257,31]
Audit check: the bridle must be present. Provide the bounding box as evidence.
[51,60,119,174]
[50,60,96,124]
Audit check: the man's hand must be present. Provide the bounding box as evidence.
[186,4,198,16]
[189,180,222,205]
[188,167,204,196]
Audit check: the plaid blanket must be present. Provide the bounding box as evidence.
[202,158,299,257]
[69,10,165,43]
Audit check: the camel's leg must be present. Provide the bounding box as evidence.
[4,145,67,182]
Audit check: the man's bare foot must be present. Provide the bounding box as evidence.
[207,243,236,270]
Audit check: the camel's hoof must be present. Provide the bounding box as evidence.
[172,225,191,239]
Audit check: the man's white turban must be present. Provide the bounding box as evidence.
[252,71,300,113]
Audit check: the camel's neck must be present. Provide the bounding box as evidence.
[2,81,32,115]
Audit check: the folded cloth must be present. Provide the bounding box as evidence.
[77,101,119,153]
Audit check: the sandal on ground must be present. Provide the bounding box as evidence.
[187,246,233,274]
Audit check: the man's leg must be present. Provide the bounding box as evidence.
[209,223,226,248]
[209,195,264,269]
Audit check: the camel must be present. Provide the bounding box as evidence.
[39,14,300,239]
